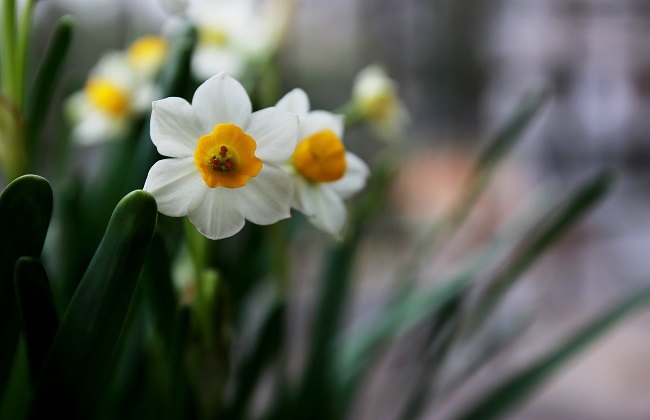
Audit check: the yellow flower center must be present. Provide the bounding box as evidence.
[199,27,229,46]
[84,78,130,117]
[127,36,169,71]
[293,129,347,183]
[194,124,263,189]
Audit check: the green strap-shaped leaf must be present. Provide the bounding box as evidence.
[455,282,650,420]
[28,190,157,418]
[226,300,286,418]
[0,174,52,397]
[465,171,613,334]
[14,256,58,383]
[24,15,74,160]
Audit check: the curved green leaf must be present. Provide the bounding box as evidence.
[24,15,74,160]
[14,256,58,383]
[0,174,52,397]
[455,282,650,420]
[29,190,157,418]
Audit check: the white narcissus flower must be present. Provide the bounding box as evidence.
[66,36,169,145]
[143,72,298,240]
[352,64,409,141]
[186,0,290,80]
[275,88,369,237]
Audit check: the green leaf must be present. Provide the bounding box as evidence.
[24,15,74,160]
[454,282,650,420]
[334,250,495,414]
[226,300,286,418]
[465,171,613,334]
[140,233,178,352]
[0,174,52,397]
[447,89,550,234]
[29,190,157,418]
[123,27,197,194]
[14,256,59,383]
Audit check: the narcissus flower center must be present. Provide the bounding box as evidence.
[200,27,229,46]
[85,78,130,117]
[293,129,347,183]
[128,36,169,70]
[194,123,262,188]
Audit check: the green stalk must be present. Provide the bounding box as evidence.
[1,0,17,99]
[14,0,35,108]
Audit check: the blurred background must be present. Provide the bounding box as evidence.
[27,0,650,418]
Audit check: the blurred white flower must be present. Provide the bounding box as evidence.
[352,64,410,141]
[126,35,170,79]
[185,0,294,80]
[276,88,369,238]
[65,51,158,145]
[158,0,189,15]
[143,72,298,240]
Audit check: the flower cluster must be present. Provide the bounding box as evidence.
[144,73,369,240]
[65,35,169,145]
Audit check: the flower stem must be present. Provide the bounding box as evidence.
[1,0,17,100]
[15,0,35,109]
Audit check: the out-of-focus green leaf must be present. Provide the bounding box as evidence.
[123,28,197,194]
[0,174,52,397]
[455,282,650,420]
[24,15,74,160]
[14,256,59,383]
[141,233,178,351]
[333,249,494,415]
[465,171,613,334]
[29,190,157,418]
[226,300,286,418]
[0,95,27,181]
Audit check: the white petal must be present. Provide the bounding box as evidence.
[72,112,124,145]
[143,157,205,217]
[151,98,204,157]
[245,107,297,163]
[275,88,310,115]
[294,180,346,238]
[300,110,344,139]
[329,152,370,198]
[237,164,293,225]
[191,72,252,132]
[187,186,246,240]
[191,47,246,81]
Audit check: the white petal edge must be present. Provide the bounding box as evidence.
[236,164,293,225]
[295,180,346,238]
[300,110,344,139]
[143,157,205,217]
[187,186,246,240]
[275,88,310,115]
[329,152,370,198]
[151,98,205,158]
[191,46,245,82]
[191,72,252,133]
[245,107,298,163]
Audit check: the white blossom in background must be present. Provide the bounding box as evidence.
[352,64,410,142]
[276,88,369,238]
[65,35,169,145]
[180,0,296,81]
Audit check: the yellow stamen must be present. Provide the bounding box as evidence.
[194,124,262,188]
[85,78,130,117]
[127,36,169,70]
[199,27,228,46]
[293,129,347,183]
